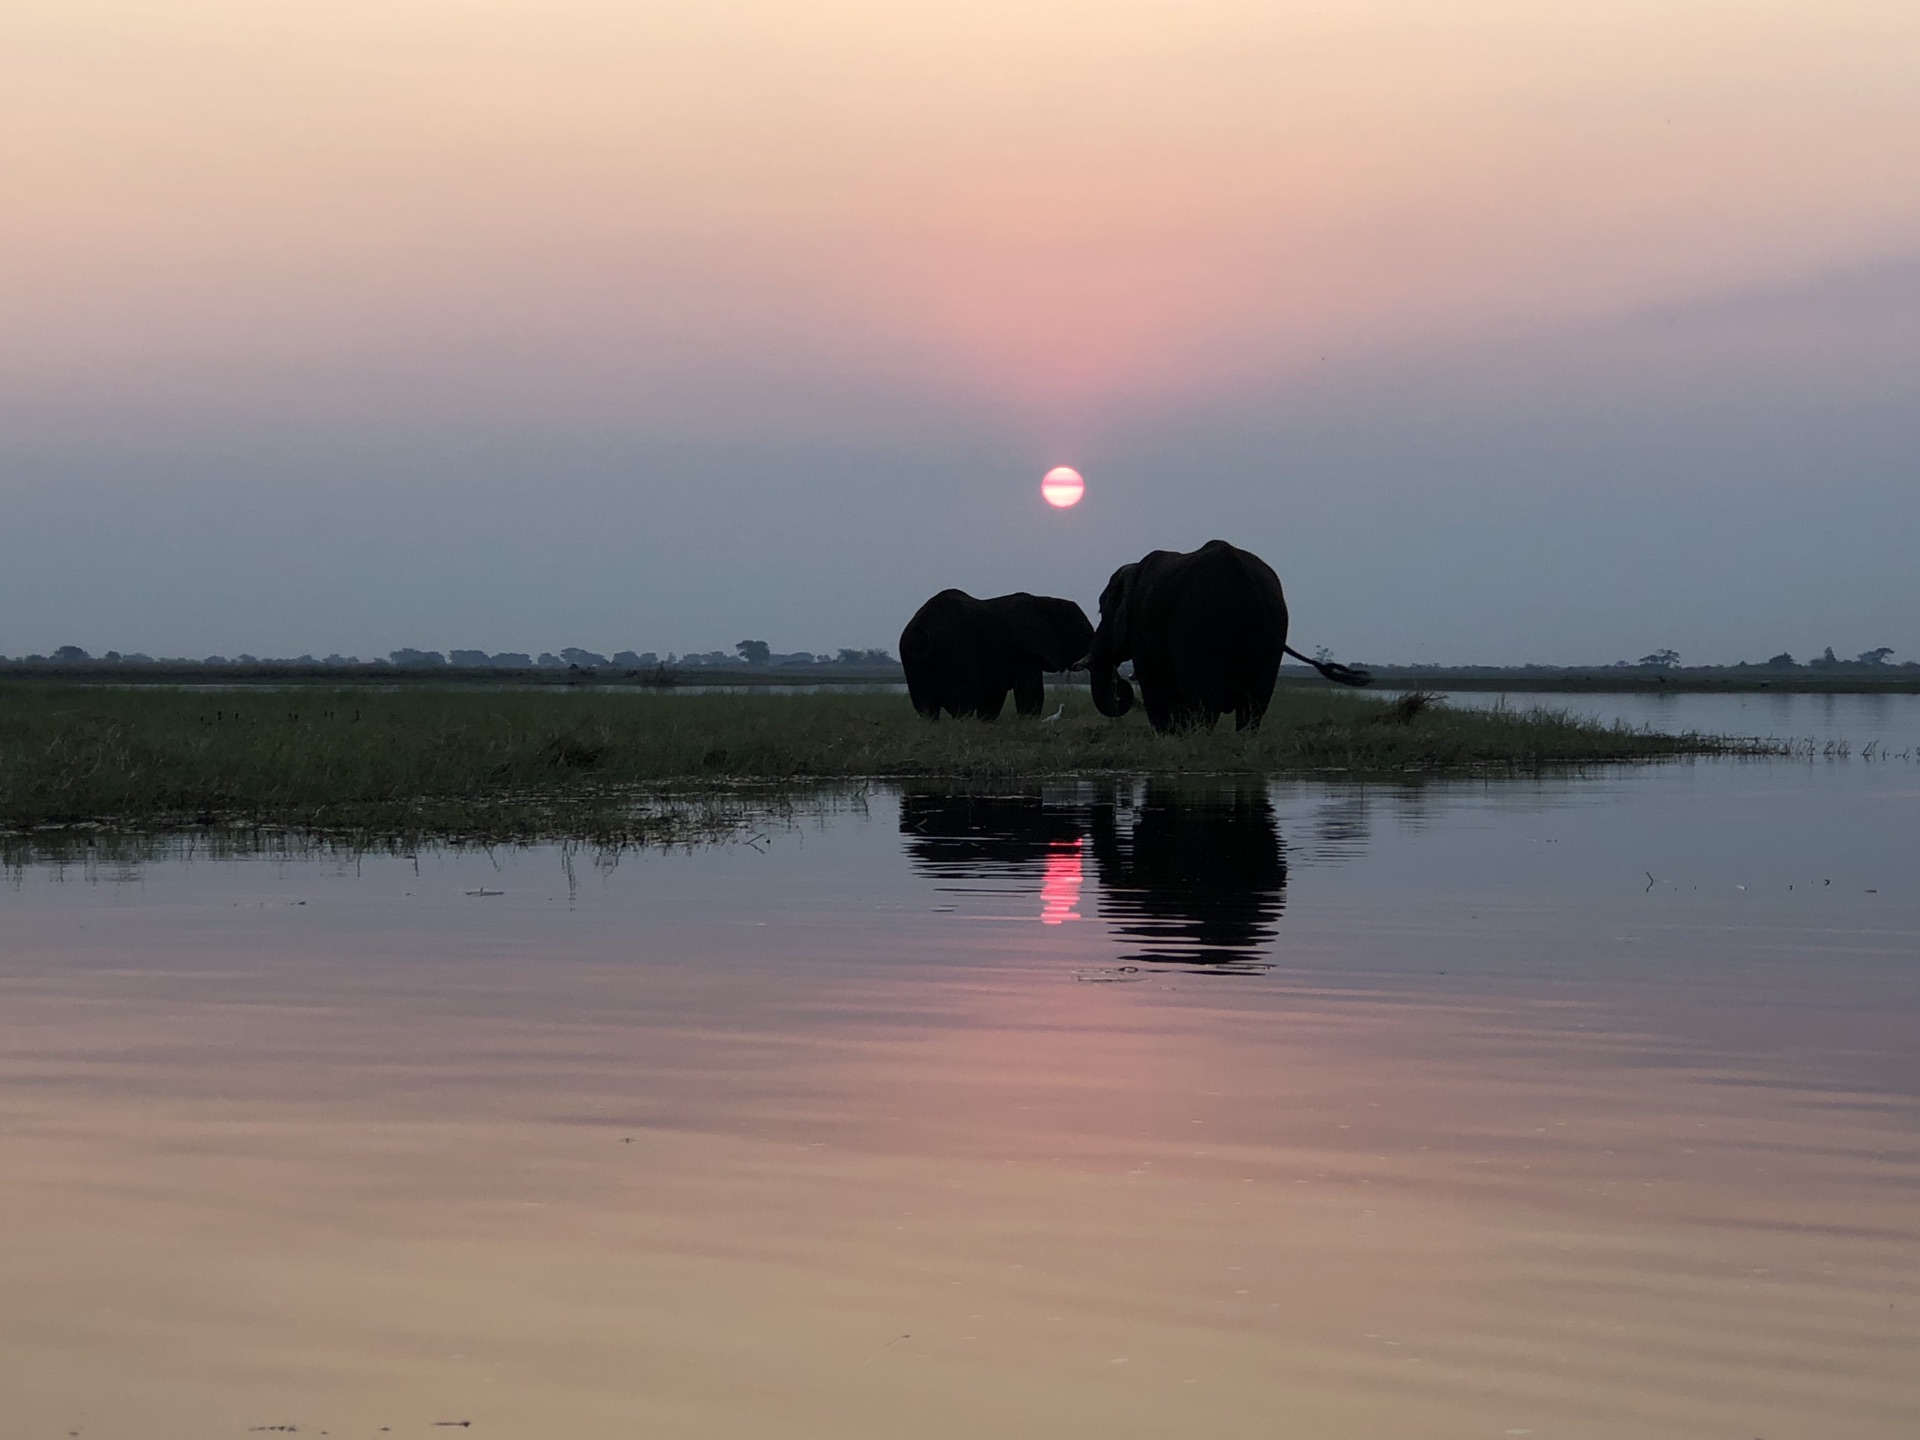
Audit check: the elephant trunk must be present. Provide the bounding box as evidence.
[1088,634,1134,718]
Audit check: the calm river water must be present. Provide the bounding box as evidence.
[3,693,1917,1438]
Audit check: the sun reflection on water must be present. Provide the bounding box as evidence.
[1038,838,1083,925]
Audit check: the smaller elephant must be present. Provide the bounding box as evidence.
[900,590,1094,720]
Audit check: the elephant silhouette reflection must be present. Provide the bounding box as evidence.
[1090,787,1287,973]
[899,786,1287,972]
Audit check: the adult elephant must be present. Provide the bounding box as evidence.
[1088,540,1369,733]
[900,590,1093,720]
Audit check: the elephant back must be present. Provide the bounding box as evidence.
[1145,542,1288,653]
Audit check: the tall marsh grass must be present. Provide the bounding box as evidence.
[0,684,1775,840]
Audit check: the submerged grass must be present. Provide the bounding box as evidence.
[0,683,1774,842]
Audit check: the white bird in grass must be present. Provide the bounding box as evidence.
[1040,703,1065,724]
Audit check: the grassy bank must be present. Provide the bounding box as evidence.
[0,684,1774,841]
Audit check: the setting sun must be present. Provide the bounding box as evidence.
[1041,466,1085,508]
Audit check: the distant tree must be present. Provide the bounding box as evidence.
[389,648,447,667]
[735,640,771,666]
[560,647,610,667]
[1637,649,1680,668]
[491,652,533,668]
[613,650,655,667]
[537,652,564,668]
[1809,646,1841,669]
[53,645,90,663]
[449,649,491,667]
[1766,652,1796,667]
[1858,647,1895,666]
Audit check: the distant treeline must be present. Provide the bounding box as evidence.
[1,642,900,674]
[1352,652,1911,674]
[7,644,1915,693]
[1589,646,1906,672]
[1350,648,1918,692]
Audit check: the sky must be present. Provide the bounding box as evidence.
[3,0,1918,664]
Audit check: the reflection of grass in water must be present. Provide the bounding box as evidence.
[0,794,849,874]
[0,684,1777,841]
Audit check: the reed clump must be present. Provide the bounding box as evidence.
[0,684,1776,840]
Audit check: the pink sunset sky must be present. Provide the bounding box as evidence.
[4,0,1918,661]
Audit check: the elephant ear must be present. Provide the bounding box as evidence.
[1004,598,1092,671]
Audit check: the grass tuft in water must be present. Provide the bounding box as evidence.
[0,684,1777,841]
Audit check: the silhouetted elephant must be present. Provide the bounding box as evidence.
[901,590,1094,720]
[1088,540,1368,733]
[1090,785,1287,971]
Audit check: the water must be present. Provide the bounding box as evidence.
[1426,687,1920,750]
[4,728,1919,1436]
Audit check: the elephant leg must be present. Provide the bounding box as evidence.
[1133,665,1177,734]
[1011,665,1045,717]
[948,653,993,718]
[1237,696,1273,732]
[1240,664,1278,731]
[905,666,940,719]
[978,686,1010,721]
[1156,680,1206,732]
[930,677,960,718]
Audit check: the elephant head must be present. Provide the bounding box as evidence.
[993,594,1095,673]
[1088,562,1140,717]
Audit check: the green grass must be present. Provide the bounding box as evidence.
[0,683,1775,842]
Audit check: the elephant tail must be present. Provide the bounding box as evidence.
[1283,645,1372,687]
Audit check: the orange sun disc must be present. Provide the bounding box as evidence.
[1041,466,1085,508]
